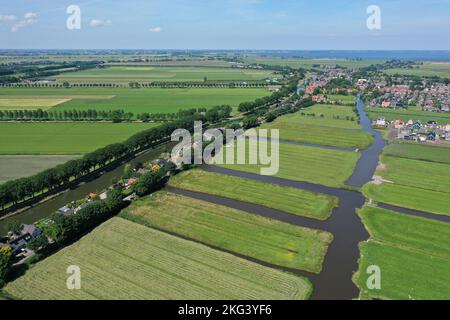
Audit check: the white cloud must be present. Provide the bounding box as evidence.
[149,26,161,33]
[89,19,112,28]
[0,15,17,22]
[11,12,37,32]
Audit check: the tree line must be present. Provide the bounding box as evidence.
[0,105,231,212]
[0,109,133,122]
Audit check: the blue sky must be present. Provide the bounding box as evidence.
[0,0,449,49]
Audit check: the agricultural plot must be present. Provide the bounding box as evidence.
[363,183,450,217]
[242,57,383,69]
[363,155,450,216]
[383,142,450,164]
[168,169,338,220]
[120,192,333,273]
[355,206,450,300]
[326,95,357,105]
[0,98,71,109]
[377,155,450,193]
[4,218,312,300]
[0,155,80,184]
[55,66,279,83]
[0,88,270,114]
[384,62,450,78]
[216,141,360,188]
[0,122,161,155]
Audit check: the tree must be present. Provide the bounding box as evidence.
[0,246,12,286]
[7,220,23,236]
[242,116,258,129]
[27,234,49,252]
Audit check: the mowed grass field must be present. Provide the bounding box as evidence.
[216,140,360,188]
[0,155,80,184]
[242,57,383,69]
[384,62,450,78]
[4,217,312,300]
[120,192,333,273]
[326,94,357,105]
[383,143,450,164]
[258,107,373,149]
[55,66,279,83]
[0,98,72,110]
[354,206,450,300]
[168,169,338,220]
[363,154,450,216]
[0,88,270,114]
[0,122,161,154]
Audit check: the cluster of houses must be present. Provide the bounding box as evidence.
[362,77,450,113]
[0,157,171,263]
[301,67,355,98]
[374,118,450,143]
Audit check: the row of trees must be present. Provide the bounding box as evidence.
[237,78,299,113]
[0,109,134,122]
[0,105,232,211]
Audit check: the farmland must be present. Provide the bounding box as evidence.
[216,141,360,188]
[0,122,161,154]
[168,169,338,220]
[4,217,312,300]
[55,66,279,83]
[363,183,450,217]
[120,192,333,273]
[383,143,450,164]
[354,206,450,300]
[0,88,270,114]
[384,62,450,78]
[242,57,383,69]
[0,155,80,184]
[0,98,71,109]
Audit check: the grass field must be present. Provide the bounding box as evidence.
[168,169,338,220]
[354,206,450,300]
[258,105,373,149]
[216,141,360,188]
[358,206,450,259]
[120,192,333,273]
[0,88,270,114]
[366,107,450,124]
[55,66,279,83]
[0,98,71,109]
[355,242,450,300]
[0,122,161,155]
[377,155,450,193]
[242,57,383,69]
[326,95,357,105]
[383,143,450,164]
[0,155,80,184]
[4,217,312,300]
[384,62,450,78]
[363,183,450,217]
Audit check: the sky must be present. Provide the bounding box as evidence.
[0,0,449,50]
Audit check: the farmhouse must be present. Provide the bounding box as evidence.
[7,224,42,255]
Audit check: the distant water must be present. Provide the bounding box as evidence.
[246,50,450,62]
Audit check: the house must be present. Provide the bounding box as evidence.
[8,224,42,255]
[375,118,387,127]
[21,224,41,238]
[57,206,74,216]
[125,178,138,188]
[381,101,391,108]
[393,119,404,129]
[88,193,98,199]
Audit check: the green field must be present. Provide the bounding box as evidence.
[377,155,450,193]
[355,206,450,300]
[355,242,450,300]
[258,106,373,149]
[168,169,338,220]
[362,154,450,216]
[0,88,270,115]
[243,57,383,69]
[383,143,450,164]
[0,155,80,184]
[366,107,450,124]
[326,95,357,105]
[363,183,450,217]
[4,217,312,300]
[0,122,161,155]
[216,141,360,188]
[120,192,333,273]
[55,66,278,83]
[0,98,72,109]
[384,62,450,78]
